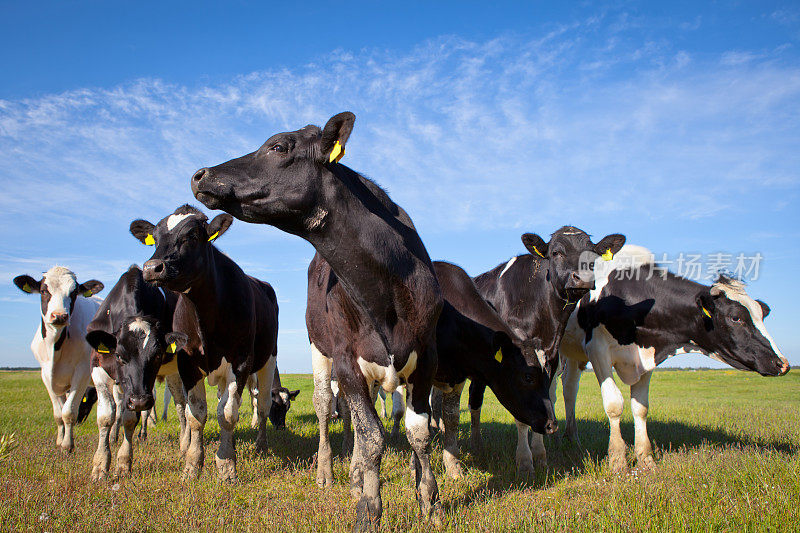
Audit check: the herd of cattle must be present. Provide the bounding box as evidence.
[13,112,789,530]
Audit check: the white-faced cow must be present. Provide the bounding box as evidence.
[13,267,104,453]
[192,112,444,529]
[84,265,188,480]
[469,226,626,472]
[245,367,300,430]
[559,245,790,474]
[129,205,279,483]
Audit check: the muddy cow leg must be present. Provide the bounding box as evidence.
[468,379,486,452]
[311,344,335,488]
[441,382,465,480]
[254,355,276,453]
[165,373,189,457]
[115,407,139,477]
[405,373,443,527]
[631,371,656,470]
[182,379,207,480]
[91,367,115,481]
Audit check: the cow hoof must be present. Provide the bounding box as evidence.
[90,468,108,482]
[533,455,547,470]
[115,465,131,478]
[316,473,334,489]
[445,464,464,480]
[609,457,628,476]
[181,464,201,481]
[60,447,74,456]
[427,503,444,528]
[516,460,535,476]
[638,455,657,471]
[215,456,238,483]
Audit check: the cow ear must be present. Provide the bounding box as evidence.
[13,275,41,294]
[206,214,233,242]
[594,234,626,260]
[86,330,117,355]
[165,332,189,354]
[78,280,104,297]
[320,112,355,164]
[521,233,548,258]
[130,220,157,245]
[289,389,301,400]
[695,291,716,325]
[271,389,281,400]
[757,300,770,319]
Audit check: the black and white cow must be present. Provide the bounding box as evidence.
[192,112,444,529]
[129,205,279,482]
[559,245,790,474]
[245,367,300,430]
[84,265,188,480]
[13,267,104,453]
[469,226,626,472]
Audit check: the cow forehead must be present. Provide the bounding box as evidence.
[165,213,197,231]
[715,284,762,321]
[127,318,152,348]
[42,266,77,295]
[549,231,592,251]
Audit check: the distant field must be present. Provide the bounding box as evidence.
[0,369,798,532]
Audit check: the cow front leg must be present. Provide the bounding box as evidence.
[91,368,115,481]
[165,373,189,457]
[43,377,65,448]
[468,379,486,452]
[591,356,627,474]
[311,345,335,488]
[215,366,244,483]
[389,387,405,440]
[429,387,443,433]
[115,407,139,477]
[182,380,207,480]
[405,380,443,527]
[254,356,276,453]
[60,386,83,454]
[514,420,535,474]
[248,377,259,429]
[562,356,583,445]
[631,371,656,470]
[441,382,465,480]
[111,384,124,445]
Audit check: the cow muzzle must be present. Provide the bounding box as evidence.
[49,312,69,326]
[544,419,558,435]
[127,394,155,412]
[142,259,168,283]
[565,272,594,291]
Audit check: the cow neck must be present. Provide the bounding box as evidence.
[524,267,571,359]
[644,280,710,357]
[180,247,227,335]
[40,318,69,356]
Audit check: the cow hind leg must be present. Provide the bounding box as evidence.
[115,407,139,477]
[215,367,244,483]
[468,379,486,453]
[164,374,188,457]
[389,387,405,440]
[182,380,207,481]
[405,380,443,527]
[594,365,627,474]
[254,356,276,453]
[91,368,115,481]
[515,420,535,474]
[45,384,65,448]
[311,345,335,488]
[562,356,583,446]
[631,371,656,470]
[441,382,465,480]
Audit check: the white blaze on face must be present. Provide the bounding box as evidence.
[714,280,787,363]
[279,391,290,404]
[128,318,152,349]
[42,266,78,323]
[166,213,195,231]
[499,257,517,278]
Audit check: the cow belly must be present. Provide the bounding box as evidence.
[207,358,231,388]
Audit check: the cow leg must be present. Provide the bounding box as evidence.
[161,384,171,421]
[115,407,139,477]
[562,356,583,445]
[529,375,558,469]
[311,345,335,488]
[111,384,124,445]
[441,381,465,480]
[375,386,387,418]
[215,365,244,483]
[406,378,443,526]
[341,394,354,456]
[590,355,627,474]
[254,356,276,453]
[60,385,82,454]
[429,387,443,433]
[514,421,535,474]
[43,375,65,448]
[248,377,259,429]
[182,379,207,480]
[91,367,115,481]
[631,371,656,470]
[165,374,188,457]
[389,387,405,440]
[468,379,486,452]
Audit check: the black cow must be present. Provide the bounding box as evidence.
[84,265,188,480]
[559,245,790,474]
[469,226,625,472]
[192,112,444,529]
[129,205,279,483]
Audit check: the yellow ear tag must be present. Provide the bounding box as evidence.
[329,140,344,163]
[83,290,93,297]
[702,307,712,319]
[494,348,503,363]
[97,343,110,354]
[207,231,219,242]
[22,283,32,293]
[144,234,155,246]
[601,249,614,261]
[532,246,545,258]
[167,342,177,354]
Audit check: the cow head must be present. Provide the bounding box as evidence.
[129,205,233,292]
[521,226,626,305]
[86,317,188,411]
[268,387,300,430]
[14,267,103,332]
[489,332,557,435]
[695,275,789,377]
[191,112,355,234]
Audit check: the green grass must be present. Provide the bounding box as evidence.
[1,369,798,532]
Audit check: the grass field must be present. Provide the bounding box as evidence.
[0,369,798,532]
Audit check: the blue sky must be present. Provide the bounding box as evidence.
[1,1,799,371]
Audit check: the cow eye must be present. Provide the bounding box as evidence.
[271,144,288,153]
[524,373,535,383]
[729,316,743,325]
[552,250,564,258]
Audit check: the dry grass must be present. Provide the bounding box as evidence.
[0,369,798,532]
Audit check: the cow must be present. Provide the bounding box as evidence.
[243,367,300,430]
[13,267,104,453]
[83,265,189,480]
[129,205,279,483]
[191,112,444,530]
[558,245,791,474]
[468,226,626,472]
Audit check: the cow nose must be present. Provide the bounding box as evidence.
[566,272,594,290]
[192,168,208,183]
[50,312,69,325]
[779,359,790,376]
[544,419,558,435]
[142,259,166,281]
[127,395,154,412]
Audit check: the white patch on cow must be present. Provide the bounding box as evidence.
[166,213,195,231]
[41,266,78,325]
[305,206,328,230]
[403,383,429,430]
[583,324,647,386]
[128,318,151,349]
[535,348,546,368]
[588,244,654,303]
[499,257,516,278]
[357,350,417,394]
[279,391,289,403]
[712,279,787,363]
[207,358,230,388]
